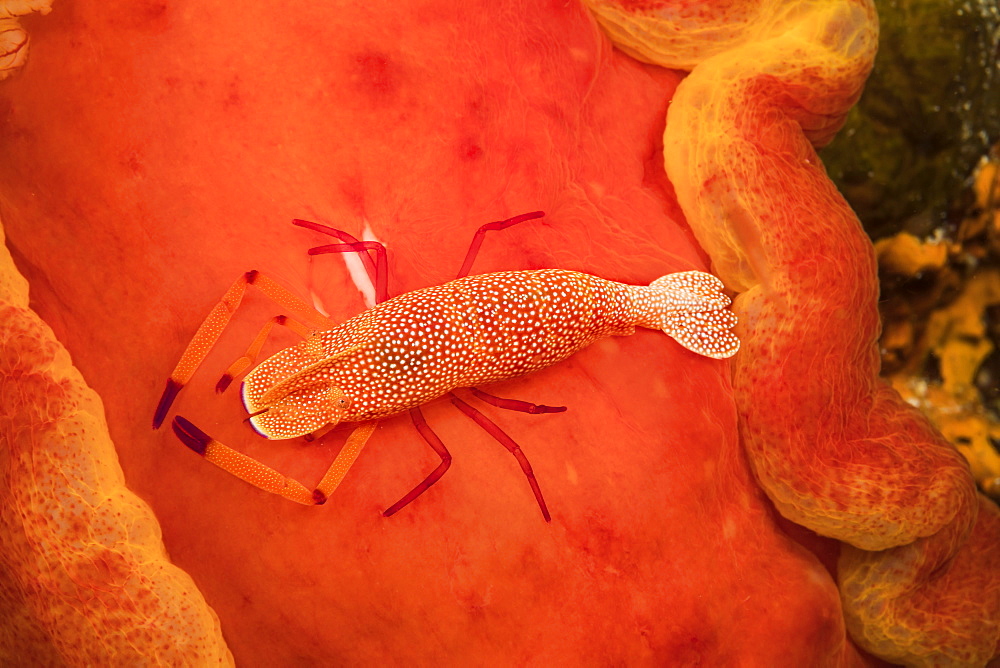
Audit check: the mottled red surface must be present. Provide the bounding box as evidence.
[647,0,999,663]
[3,0,988,665]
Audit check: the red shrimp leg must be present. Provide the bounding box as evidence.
[172,416,377,505]
[450,393,551,522]
[292,219,378,290]
[292,219,389,304]
[306,241,388,305]
[456,211,545,278]
[383,407,453,517]
[469,387,566,414]
[153,270,336,429]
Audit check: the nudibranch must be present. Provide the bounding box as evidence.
[3,0,996,665]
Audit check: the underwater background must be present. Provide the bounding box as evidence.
[1,0,998,665]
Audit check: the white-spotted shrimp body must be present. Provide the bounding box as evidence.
[241,268,738,439]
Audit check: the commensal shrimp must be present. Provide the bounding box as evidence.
[152,212,739,521]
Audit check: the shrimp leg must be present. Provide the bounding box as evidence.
[172,416,378,505]
[451,394,551,522]
[153,271,336,429]
[215,315,316,393]
[382,407,453,517]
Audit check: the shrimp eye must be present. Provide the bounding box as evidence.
[330,391,351,412]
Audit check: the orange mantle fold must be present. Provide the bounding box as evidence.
[584,0,1000,663]
[0,225,233,664]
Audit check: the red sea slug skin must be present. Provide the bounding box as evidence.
[609,0,1000,663]
[0,0,927,664]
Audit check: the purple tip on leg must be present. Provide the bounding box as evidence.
[172,415,211,456]
[216,373,234,394]
[469,387,567,414]
[152,378,183,429]
[529,404,567,414]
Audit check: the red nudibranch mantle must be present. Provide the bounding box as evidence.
[584,0,1000,664]
[0,0,997,666]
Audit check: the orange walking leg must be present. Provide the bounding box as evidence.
[152,270,336,428]
[215,314,315,393]
[172,417,378,505]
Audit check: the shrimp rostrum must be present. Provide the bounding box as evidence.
[152,212,739,521]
